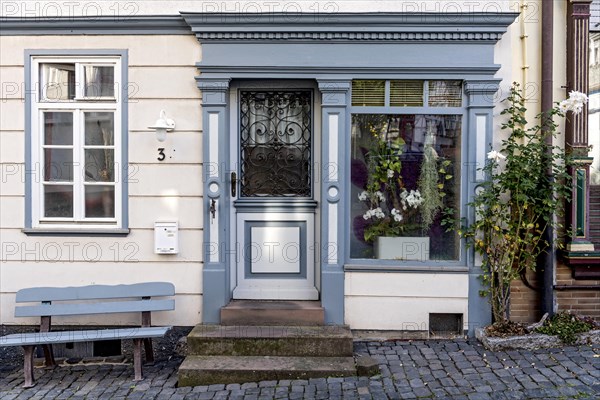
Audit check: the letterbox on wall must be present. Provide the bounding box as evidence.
[155,221,179,254]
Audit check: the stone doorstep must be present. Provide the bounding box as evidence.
[186,325,354,357]
[178,355,357,387]
[221,300,325,326]
[476,327,600,351]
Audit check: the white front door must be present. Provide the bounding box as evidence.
[231,89,319,300]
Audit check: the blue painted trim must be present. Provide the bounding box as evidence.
[24,50,33,229]
[121,50,129,230]
[344,265,469,273]
[464,81,499,336]
[182,12,519,43]
[23,49,129,232]
[0,16,192,35]
[318,79,351,325]
[198,79,231,323]
[194,66,502,78]
[22,229,130,236]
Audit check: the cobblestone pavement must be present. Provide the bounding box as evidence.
[1,340,599,399]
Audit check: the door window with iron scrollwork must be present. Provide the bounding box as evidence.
[240,91,312,197]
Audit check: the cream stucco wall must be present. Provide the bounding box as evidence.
[0,34,204,326]
[345,272,469,331]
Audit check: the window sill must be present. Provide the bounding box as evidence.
[23,228,130,237]
[344,264,469,273]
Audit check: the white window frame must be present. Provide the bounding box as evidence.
[30,56,123,230]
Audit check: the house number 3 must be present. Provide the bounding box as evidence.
[157,148,166,161]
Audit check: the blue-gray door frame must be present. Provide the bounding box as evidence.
[183,12,518,332]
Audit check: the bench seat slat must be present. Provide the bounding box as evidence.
[0,326,172,347]
[16,282,175,302]
[15,299,175,317]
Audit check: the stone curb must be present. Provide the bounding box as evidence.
[476,327,600,351]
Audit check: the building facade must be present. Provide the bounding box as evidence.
[0,1,598,335]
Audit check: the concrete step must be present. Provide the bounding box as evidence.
[221,300,325,326]
[178,355,357,386]
[186,325,354,357]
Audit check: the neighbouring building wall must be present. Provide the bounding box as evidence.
[0,34,204,326]
[556,261,600,320]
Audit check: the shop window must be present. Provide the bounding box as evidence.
[350,80,462,261]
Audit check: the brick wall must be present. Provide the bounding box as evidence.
[509,270,542,324]
[556,261,600,321]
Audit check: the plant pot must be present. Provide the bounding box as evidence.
[373,236,430,261]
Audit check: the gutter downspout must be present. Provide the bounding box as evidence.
[539,0,555,317]
[521,1,530,95]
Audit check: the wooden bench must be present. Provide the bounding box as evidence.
[0,282,175,388]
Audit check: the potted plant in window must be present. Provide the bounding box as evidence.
[358,132,429,260]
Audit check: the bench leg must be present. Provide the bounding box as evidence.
[42,344,57,368]
[133,339,144,381]
[143,338,154,365]
[22,345,36,388]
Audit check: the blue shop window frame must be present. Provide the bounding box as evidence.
[344,81,470,270]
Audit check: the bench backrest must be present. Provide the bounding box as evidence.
[14,282,175,318]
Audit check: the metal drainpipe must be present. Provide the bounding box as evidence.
[539,0,555,317]
[521,1,530,95]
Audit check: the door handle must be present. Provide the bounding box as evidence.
[231,172,237,197]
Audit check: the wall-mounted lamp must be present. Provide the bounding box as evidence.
[149,110,175,142]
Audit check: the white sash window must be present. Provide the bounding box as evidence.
[30,56,123,229]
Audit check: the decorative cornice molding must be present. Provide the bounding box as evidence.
[196,65,502,76]
[464,80,501,94]
[0,12,519,41]
[195,78,231,92]
[181,12,519,43]
[0,16,191,35]
[191,31,504,42]
[317,79,351,93]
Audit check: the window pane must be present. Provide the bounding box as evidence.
[44,112,73,145]
[390,81,424,107]
[84,66,114,97]
[44,185,73,217]
[44,149,73,181]
[350,114,461,261]
[428,81,463,107]
[352,80,385,106]
[240,91,312,197]
[85,149,114,182]
[85,185,115,218]
[40,63,75,100]
[85,112,114,145]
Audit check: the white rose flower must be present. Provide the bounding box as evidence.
[358,191,368,201]
[387,169,395,178]
[559,91,588,114]
[487,150,506,162]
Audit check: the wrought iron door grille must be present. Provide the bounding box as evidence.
[240,90,312,197]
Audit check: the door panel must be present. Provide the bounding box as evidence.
[233,90,318,300]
